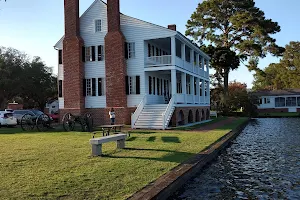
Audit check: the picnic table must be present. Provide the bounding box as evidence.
[92,124,124,138]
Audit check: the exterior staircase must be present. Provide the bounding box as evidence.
[133,104,175,129]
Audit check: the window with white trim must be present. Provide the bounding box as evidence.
[95,19,102,32]
[86,79,92,96]
[125,42,135,59]
[126,76,140,95]
[85,47,92,61]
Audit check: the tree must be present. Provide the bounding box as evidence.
[0,47,57,110]
[253,41,300,90]
[186,0,284,103]
[211,80,258,116]
[0,47,27,109]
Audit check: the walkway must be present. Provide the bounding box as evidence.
[194,117,237,132]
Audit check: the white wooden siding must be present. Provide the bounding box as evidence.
[58,64,64,80]
[58,98,64,109]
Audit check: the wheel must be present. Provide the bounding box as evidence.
[36,114,51,132]
[62,113,75,132]
[83,113,94,132]
[20,113,35,131]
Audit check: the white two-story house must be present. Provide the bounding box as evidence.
[55,0,210,129]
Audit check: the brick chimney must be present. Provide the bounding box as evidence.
[105,0,127,108]
[63,0,85,114]
[168,24,177,31]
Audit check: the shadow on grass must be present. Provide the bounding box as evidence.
[147,136,156,142]
[104,147,194,163]
[126,137,137,141]
[161,136,180,143]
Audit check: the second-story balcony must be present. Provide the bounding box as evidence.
[145,36,210,78]
[145,55,172,66]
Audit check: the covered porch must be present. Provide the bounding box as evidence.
[145,68,210,105]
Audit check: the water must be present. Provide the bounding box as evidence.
[171,118,300,200]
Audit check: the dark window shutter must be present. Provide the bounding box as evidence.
[136,76,140,94]
[58,50,62,64]
[83,79,87,96]
[98,45,103,61]
[92,78,96,96]
[98,78,102,96]
[125,42,129,59]
[125,76,129,95]
[149,76,152,94]
[153,77,156,95]
[58,80,63,97]
[92,46,96,61]
[82,47,85,62]
[148,44,151,57]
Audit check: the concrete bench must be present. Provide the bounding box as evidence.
[210,111,218,118]
[90,133,127,156]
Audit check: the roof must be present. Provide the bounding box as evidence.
[54,0,210,59]
[252,89,300,97]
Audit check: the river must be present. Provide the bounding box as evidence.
[171,118,300,199]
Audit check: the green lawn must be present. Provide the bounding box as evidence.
[0,118,247,200]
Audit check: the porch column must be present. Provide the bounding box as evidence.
[181,72,187,104]
[201,79,205,104]
[171,69,177,97]
[190,75,195,104]
[196,77,200,103]
[171,36,176,66]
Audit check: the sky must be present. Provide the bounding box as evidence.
[0,0,299,88]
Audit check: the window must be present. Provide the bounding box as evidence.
[149,76,152,94]
[83,79,96,96]
[58,50,62,64]
[259,98,263,105]
[86,79,92,96]
[85,47,91,61]
[95,19,102,32]
[286,97,296,107]
[98,45,104,61]
[264,98,270,104]
[152,46,155,57]
[156,47,159,56]
[275,97,285,107]
[125,76,140,95]
[58,80,63,97]
[84,46,96,62]
[125,42,135,59]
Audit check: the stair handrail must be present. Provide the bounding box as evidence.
[131,95,147,129]
[162,95,175,130]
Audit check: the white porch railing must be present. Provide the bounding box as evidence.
[187,95,194,104]
[162,95,175,130]
[145,55,172,66]
[131,95,147,129]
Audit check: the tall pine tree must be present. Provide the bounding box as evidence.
[186,0,284,109]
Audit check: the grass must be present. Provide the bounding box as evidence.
[258,112,300,117]
[0,118,247,200]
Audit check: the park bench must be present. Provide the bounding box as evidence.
[210,111,218,118]
[90,133,127,156]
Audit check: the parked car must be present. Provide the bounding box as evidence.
[13,110,53,124]
[49,112,59,123]
[0,111,17,127]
